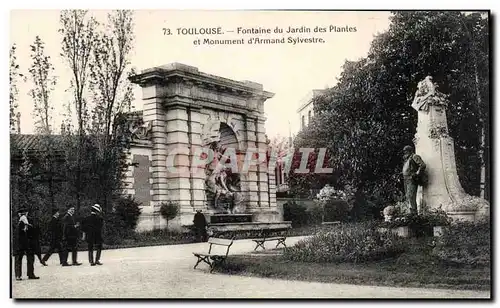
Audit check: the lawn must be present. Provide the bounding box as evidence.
[215,238,491,291]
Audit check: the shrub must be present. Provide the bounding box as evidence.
[159,201,179,229]
[112,196,142,230]
[323,200,350,222]
[103,213,134,245]
[378,210,451,237]
[431,220,490,266]
[283,201,309,228]
[103,197,142,245]
[306,203,324,225]
[284,222,408,263]
[315,184,353,222]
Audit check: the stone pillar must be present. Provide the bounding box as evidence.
[141,86,169,229]
[142,85,167,229]
[165,106,192,209]
[188,107,206,210]
[256,118,269,207]
[243,117,259,209]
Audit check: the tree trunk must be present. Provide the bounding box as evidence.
[473,60,486,199]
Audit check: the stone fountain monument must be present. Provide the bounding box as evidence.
[125,63,291,232]
[411,76,489,222]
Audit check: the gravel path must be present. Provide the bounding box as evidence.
[12,237,490,299]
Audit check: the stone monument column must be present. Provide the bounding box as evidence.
[164,106,192,214]
[412,76,489,222]
[140,85,169,229]
[188,107,207,210]
[256,117,270,208]
[243,116,260,209]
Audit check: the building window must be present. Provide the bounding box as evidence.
[308,110,312,123]
[301,115,305,129]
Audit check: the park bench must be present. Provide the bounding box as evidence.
[252,227,290,251]
[192,237,234,273]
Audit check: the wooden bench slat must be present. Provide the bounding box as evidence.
[193,253,226,257]
[208,237,234,246]
[256,236,285,241]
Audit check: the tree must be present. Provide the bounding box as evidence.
[160,201,179,230]
[89,10,134,140]
[290,11,489,219]
[88,10,135,211]
[59,10,98,211]
[10,44,23,133]
[29,36,57,134]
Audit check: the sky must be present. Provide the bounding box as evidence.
[10,10,391,139]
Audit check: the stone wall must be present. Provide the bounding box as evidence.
[129,63,280,231]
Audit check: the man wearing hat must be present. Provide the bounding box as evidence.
[42,209,63,265]
[82,204,104,266]
[61,206,82,266]
[402,145,426,214]
[14,207,39,280]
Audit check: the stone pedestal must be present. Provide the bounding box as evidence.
[412,76,489,222]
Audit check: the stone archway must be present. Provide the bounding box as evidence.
[130,63,280,228]
[218,122,239,152]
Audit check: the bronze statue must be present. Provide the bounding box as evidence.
[402,145,426,214]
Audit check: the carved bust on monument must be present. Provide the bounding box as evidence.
[411,76,489,221]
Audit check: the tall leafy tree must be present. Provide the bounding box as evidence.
[28,35,59,211]
[89,10,134,140]
[10,44,23,133]
[29,36,57,134]
[290,11,489,219]
[88,10,135,211]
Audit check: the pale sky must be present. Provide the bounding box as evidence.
[10,10,391,138]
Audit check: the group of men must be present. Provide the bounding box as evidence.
[14,203,105,281]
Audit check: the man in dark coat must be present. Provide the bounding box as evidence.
[82,204,104,266]
[61,207,82,266]
[193,210,208,242]
[28,215,47,266]
[402,145,426,214]
[14,208,39,280]
[42,209,63,265]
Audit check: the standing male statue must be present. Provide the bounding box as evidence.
[402,145,426,214]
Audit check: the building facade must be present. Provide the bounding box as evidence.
[126,63,285,231]
[297,89,327,130]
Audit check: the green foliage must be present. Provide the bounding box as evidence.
[11,10,137,247]
[289,12,490,218]
[29,35,57,134]
[379,210,451,237]
[425,209,452,226]
[284,222,408,263]
[9,44,23,133]
[322,200,350,222]
[101,197,141,244]
[159,201,180,228]
[431,221,490,266]
[132,228,193,244]
[306,203,323,225]
[283,201,309,228]
[112,196,142,230]
[103,214,134,245]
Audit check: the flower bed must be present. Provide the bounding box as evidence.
[284,222,408,263]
